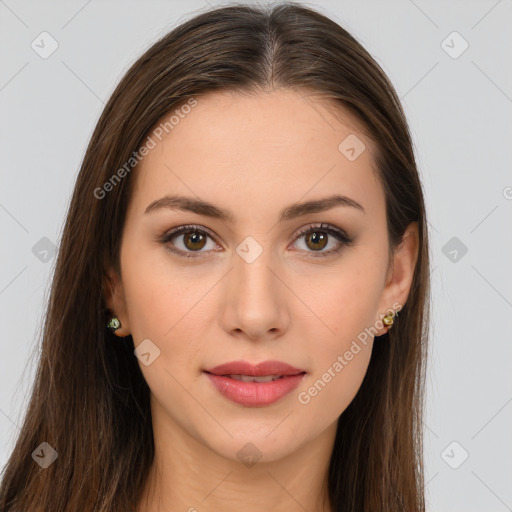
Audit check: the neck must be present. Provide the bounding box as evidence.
[136,399,336,512]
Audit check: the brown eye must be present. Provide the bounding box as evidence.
[160,225,217,258]
[182,231,208,251]
[303,230,328,252]
[292,223,352,258]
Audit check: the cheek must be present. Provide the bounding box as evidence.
[121,250,218,371]
[300,344,373,427]
[120,259,210,417]
[121,236,196,329]
[296,253,385,342]
[297,291,376,426]
[294,262,383,420]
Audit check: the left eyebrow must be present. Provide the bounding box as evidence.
[144,193,365,222]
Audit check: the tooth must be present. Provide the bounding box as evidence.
[253,375,275,383]
[227,375,283,383]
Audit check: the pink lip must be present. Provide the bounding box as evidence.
[203,360,306,407]
[205,360,305,377]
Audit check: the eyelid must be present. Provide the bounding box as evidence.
[293,223,350,243]
[159,222,352,258]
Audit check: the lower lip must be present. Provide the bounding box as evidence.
[204,372,306,407]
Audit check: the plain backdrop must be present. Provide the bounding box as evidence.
[1,1,511,510]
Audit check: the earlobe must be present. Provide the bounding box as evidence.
[102,266,131,337]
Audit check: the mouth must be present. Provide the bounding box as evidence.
[203,360,307,407]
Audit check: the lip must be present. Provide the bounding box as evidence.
[205,360,305,377]
[203,360,306,407]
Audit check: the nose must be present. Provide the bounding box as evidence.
[220,249,290,341]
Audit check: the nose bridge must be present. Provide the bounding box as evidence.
[222,236,288,337]
[233,239,281,304]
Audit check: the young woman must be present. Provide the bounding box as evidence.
[0,3,431,511]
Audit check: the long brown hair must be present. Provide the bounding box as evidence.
[0,3,430,511]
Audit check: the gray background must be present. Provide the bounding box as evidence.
[1,0,511,510]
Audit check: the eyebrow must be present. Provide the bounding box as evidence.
[144,194,365,222]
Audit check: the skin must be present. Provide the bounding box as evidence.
[104,88,419,512]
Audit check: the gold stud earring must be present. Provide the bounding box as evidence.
[382,309,398,329]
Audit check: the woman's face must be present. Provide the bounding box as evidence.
[105,88,417,463]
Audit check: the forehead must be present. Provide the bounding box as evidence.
[130,88,383,222]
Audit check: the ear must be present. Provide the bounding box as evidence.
[375,221,419,336]
[103,265,131,337]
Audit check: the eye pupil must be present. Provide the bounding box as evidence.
[305,231,328,251]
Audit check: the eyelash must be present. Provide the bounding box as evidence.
[158,223,353,259]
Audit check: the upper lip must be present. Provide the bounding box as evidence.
[204,360,306,377]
